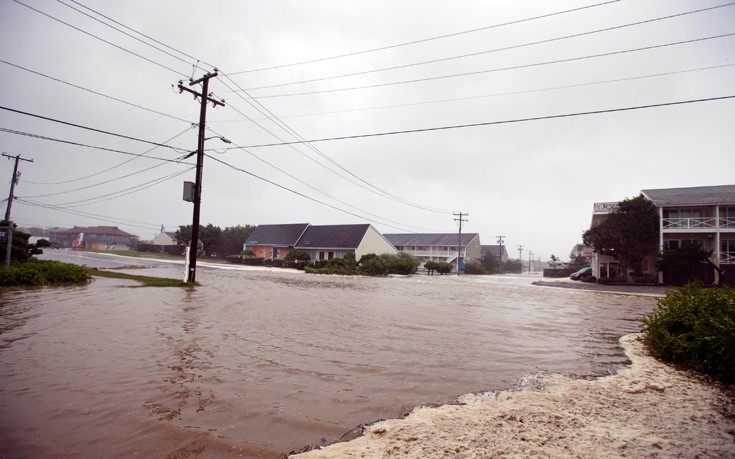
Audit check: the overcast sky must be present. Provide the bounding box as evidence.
[1,0,733,261]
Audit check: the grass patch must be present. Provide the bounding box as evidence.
[86,268,196,288]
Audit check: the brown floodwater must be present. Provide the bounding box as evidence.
[0,252,657,458]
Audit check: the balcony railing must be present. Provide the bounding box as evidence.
[663,217,717,229]
[722,252,735,264]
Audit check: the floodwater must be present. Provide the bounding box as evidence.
[0,251,658,458]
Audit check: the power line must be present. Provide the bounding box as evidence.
[22,126,195,185]
[16,198,162,232]
[12,0,189,78]
[41,167,194,207]
[205,154,421,233]
[0,127,195,164]
[55,0,193,67]
[243,3,735,91]
[220,64,735,122]
[0,105,190,152]
[226,95,735,149]
[217,75,453,214]
[248,33,735,99]
[67,0,212,69]
[204,126,441,232]
[227,0,622,75]
[0,59,193,124]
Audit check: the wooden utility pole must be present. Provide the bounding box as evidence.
[517,245,524,272]
[453,212,468,275]
[2,153,33,269]
[177,72,225,283]
[3,153,33,221]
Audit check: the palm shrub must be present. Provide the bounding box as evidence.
[640,282,735,383]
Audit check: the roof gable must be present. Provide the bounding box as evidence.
[383,233,479,247]
[295,224,370,249]
[642,185,735,207]
[246,223,309,246]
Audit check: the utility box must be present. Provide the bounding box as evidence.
[183,181,195,202]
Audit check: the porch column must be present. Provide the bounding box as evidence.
[658,207,664,284]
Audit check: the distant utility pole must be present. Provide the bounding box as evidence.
[2,153,33,270]
[496,235,505,274]
[2,153,33,221]
[517,245,524,272]
[177,71,225,283]
[453,212,468,276]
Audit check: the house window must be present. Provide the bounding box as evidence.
[319,251,325,260]
[721,207,735,228]
[663,240,680,250]
[328,252,334,260]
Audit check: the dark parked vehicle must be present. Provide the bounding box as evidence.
[570,267,593,280]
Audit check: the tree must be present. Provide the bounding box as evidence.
[657,240,725,286]
[583,195,659,278]
[567,254,589,271]
[549,255,560,268]
[0,220,31,262]
[176,223,223,257]
[219,225,256,257]
[479,252,499,274]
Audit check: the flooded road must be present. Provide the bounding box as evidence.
[0,251,658,458]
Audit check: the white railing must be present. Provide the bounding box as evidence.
[663,217,717,229]
[721,217,735,228]
[722,252,735,264]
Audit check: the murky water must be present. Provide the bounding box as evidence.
[0,252,657,458]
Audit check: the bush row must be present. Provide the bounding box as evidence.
[641,282,735,383]
[0,259,91,286]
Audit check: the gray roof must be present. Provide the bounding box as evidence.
[384,233,478,247]
[52,226,136,237]
[480,245,508,257]
[641,185,735,207]
[246,223,309,246]
[295,224,371,249]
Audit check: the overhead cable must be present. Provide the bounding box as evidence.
[227,0,621,75]
[226,95,735,148]
[243,2,735,91]
[249,33,735,98]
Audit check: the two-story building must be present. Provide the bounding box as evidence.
[642,185,735,283]
[590,185,735,283]
[383,233,481,266]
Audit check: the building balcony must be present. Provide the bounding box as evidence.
[662,217,735,232]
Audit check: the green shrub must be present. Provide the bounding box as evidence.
[641,282,735,383]
[226,254,243,264]
[241,256,264,266]
[463,262,486,275]
[241,249,255,257]
[379,253,419,275]
[0,260,90,286]
[284,249,310,263]
[358,255,389,276]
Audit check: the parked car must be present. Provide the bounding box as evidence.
[570,267,593,280]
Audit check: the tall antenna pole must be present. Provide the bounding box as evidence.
[453,212,468,276]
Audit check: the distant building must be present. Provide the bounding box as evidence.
[480,244,509,263]
[569,243,593,261]
[384,233,481,265]
[245,223,310,260]
[244,223,397,261]
[50,226,138,250]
